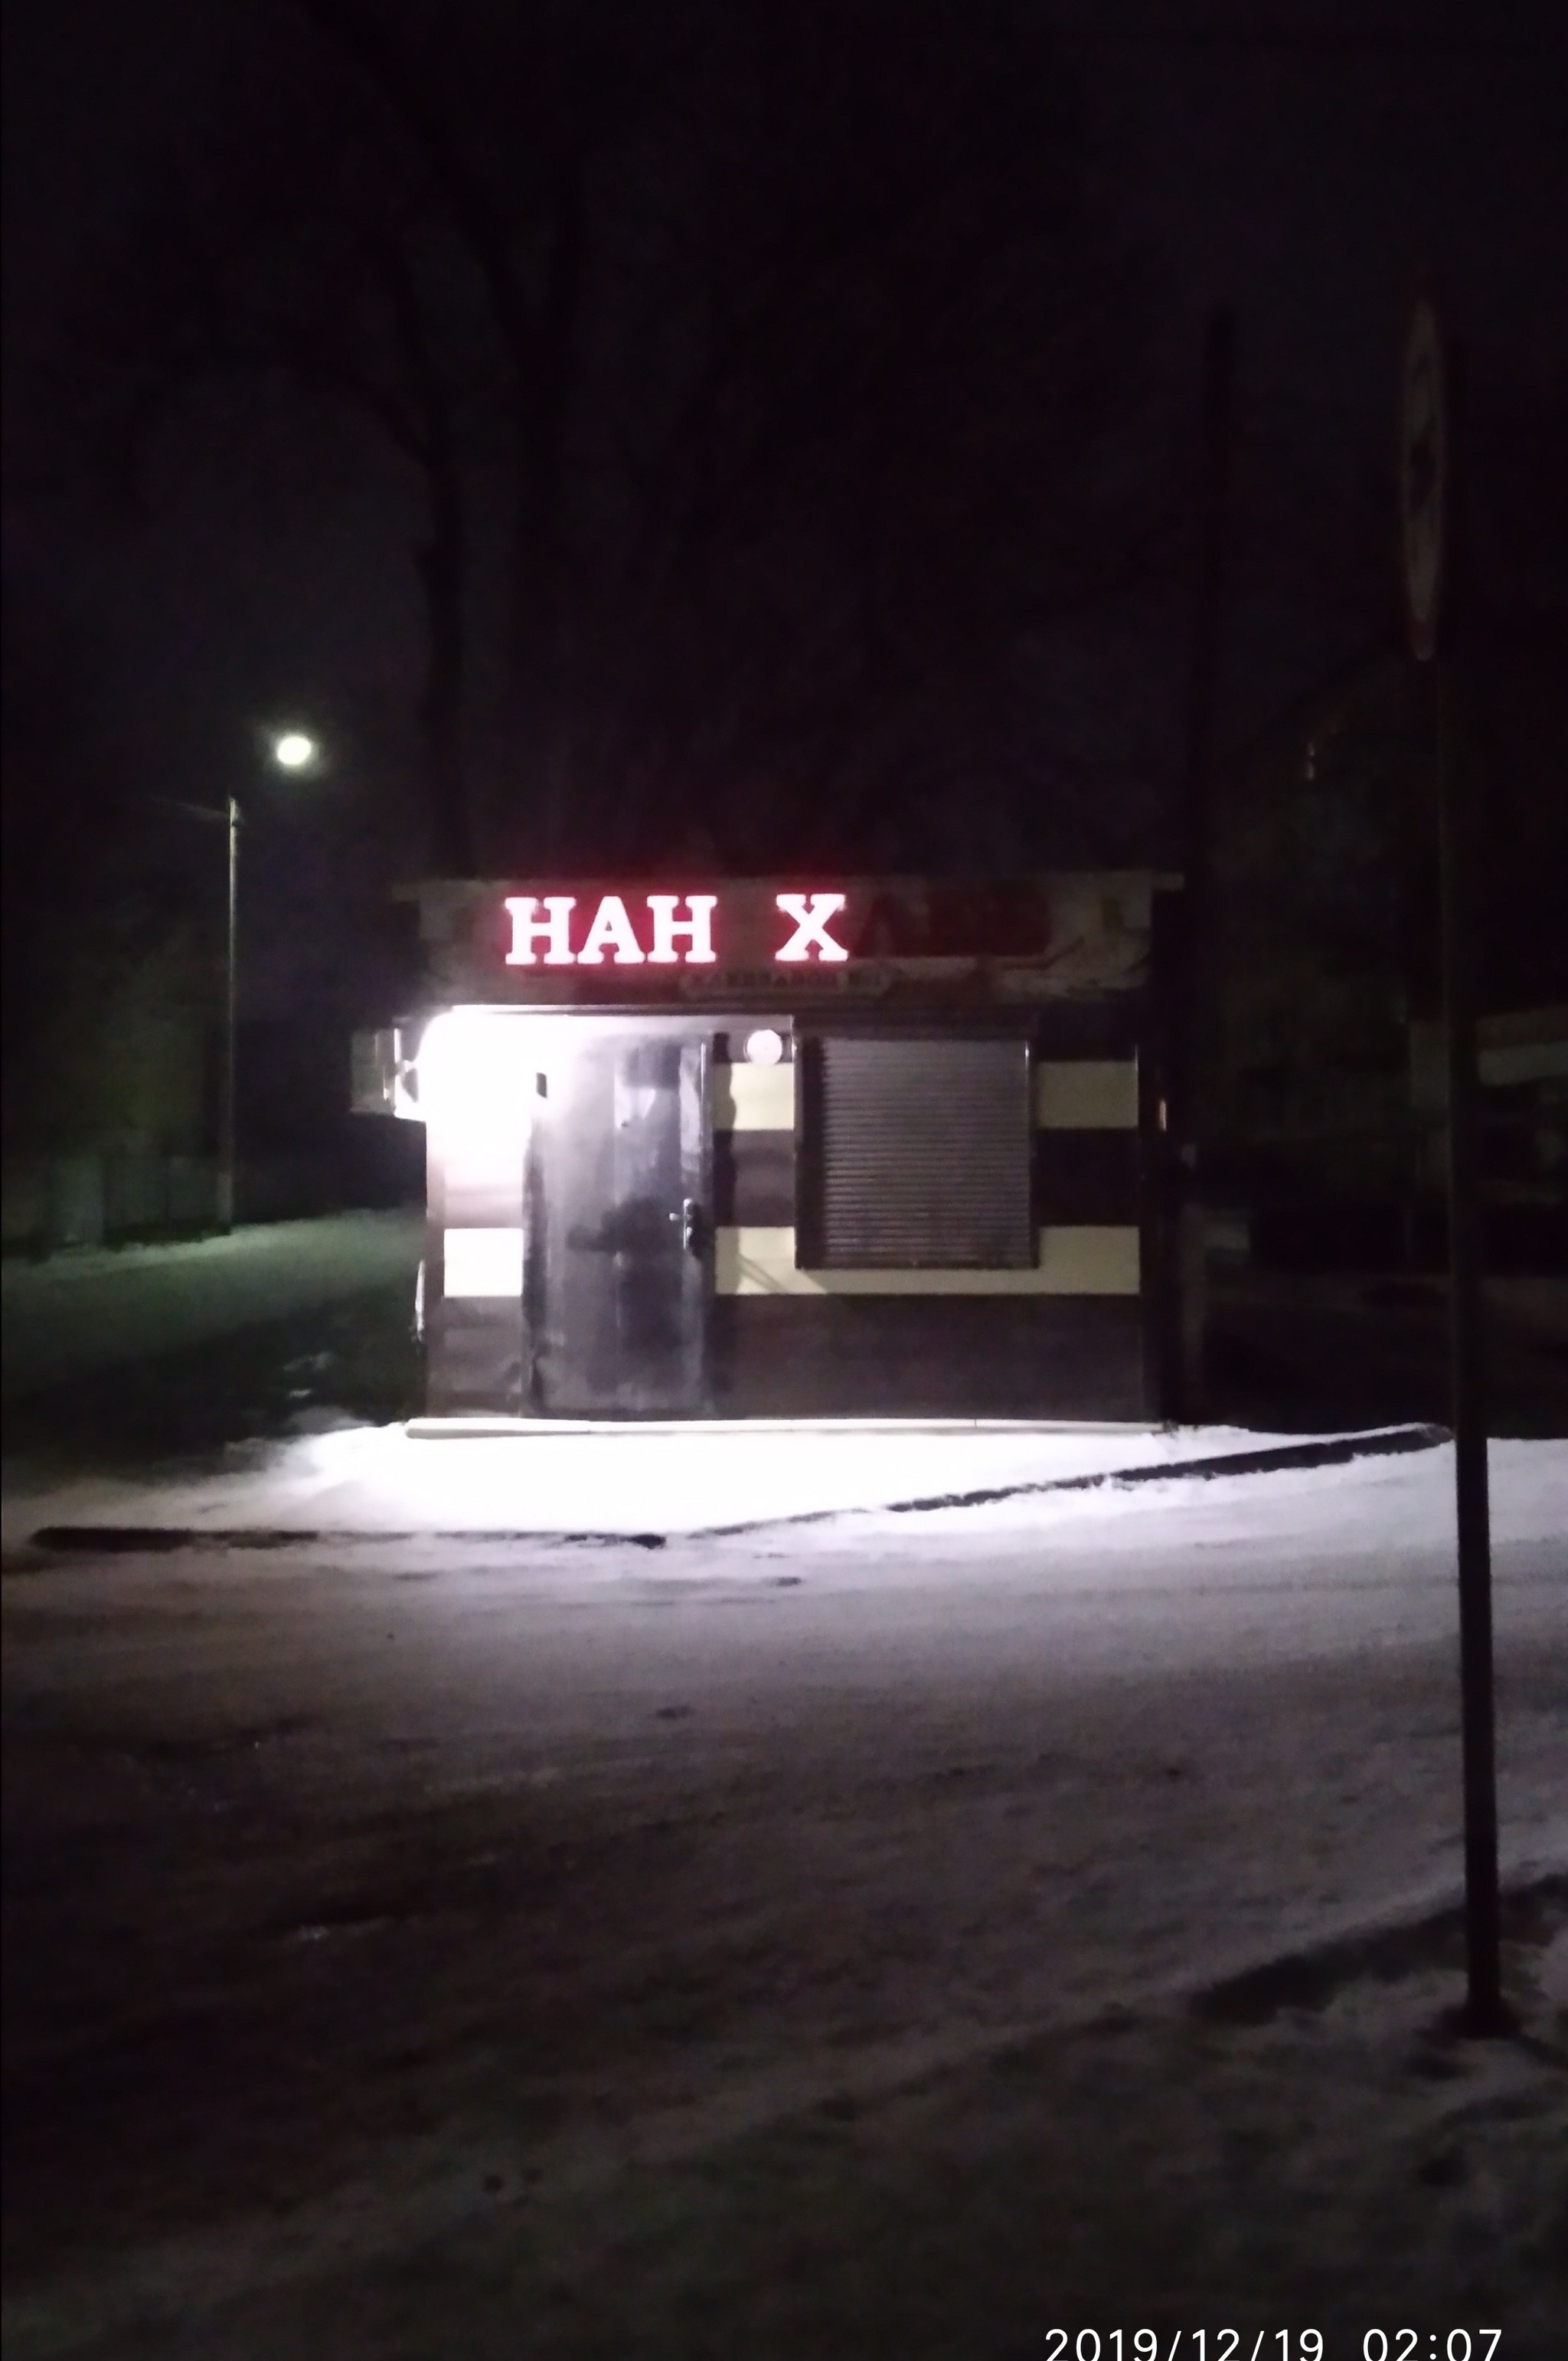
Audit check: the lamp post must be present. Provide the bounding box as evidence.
[217,789,240,1232]
[173,730,320,1234]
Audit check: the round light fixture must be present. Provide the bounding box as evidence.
[743,1028,785,1066]
[270,730,319,771]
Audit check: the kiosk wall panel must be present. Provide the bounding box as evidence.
[710,1297,1145,1419]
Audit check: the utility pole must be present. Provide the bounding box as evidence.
[166,731,318,1239]
[217,793,241,1234]
[1165,303,1236,1422]
[1402,292,1506,2035]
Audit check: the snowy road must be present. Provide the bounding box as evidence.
[4,1436,1566,2356]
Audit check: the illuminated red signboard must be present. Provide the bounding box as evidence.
[503,891,851,967]
[477,881,1063,989]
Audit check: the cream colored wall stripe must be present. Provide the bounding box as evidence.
[714,1225,1139,1297]
[440,1221,1138,1300]
[714,1061,796,1131]
[714,1058,1138,1132]
[1033,1060,1138,1130]
[443,1227,525,1297]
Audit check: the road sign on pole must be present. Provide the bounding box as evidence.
[1400,293,1447,665]
[1403,293,1508,2034]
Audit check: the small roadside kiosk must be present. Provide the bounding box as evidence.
[355,873,1181,1422]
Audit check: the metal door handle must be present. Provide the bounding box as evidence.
[681,1198,707,1254]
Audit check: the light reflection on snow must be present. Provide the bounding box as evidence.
[11,1419,1568,1563]
[273,1418,1279,1535]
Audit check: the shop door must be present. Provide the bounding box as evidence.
[528,1031,711,1416]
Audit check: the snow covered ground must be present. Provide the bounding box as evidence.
[4,1433,1565,2356]
[5,1413,1435,1544]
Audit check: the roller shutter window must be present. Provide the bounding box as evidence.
[799,1035,1034,1269]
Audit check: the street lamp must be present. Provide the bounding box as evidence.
[172,729,322,1233]
[270,730,318,773]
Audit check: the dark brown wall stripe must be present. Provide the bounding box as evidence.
[713,1130,796,1227]
[427,1301,525,1415]
[1034,1130,1141,1226]
[710,1296,1146,1419]
[714,1121,1139,1238]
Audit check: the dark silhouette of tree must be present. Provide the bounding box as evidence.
[25,52,488,872]
[576,1,1162,871]
[30,0,1164,877]
[1,592,207,1156]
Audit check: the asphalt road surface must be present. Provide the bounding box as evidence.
[3,1440,1565,2359]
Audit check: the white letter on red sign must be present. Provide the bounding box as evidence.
[646,894,717,963]
[575,894,645,964]
[504,895,577,965]
[774,891,848,961]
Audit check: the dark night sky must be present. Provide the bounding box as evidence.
[4,0,1564,1016]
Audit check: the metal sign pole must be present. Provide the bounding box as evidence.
[217,794,240,1234]
[1433,668,1504,2031]
[1166,304,1236,1424]
[1403,293,1507,2035]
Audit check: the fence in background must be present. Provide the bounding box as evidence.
[0,1153,411,1255]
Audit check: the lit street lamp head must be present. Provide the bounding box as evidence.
[270,730,319,772]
